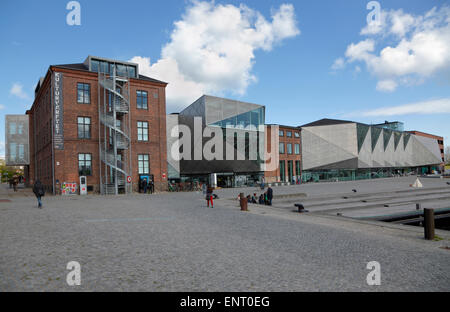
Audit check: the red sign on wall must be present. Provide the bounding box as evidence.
[127,176,132,183]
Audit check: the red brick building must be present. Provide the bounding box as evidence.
[265,125,301,184]
[26,56,168,194]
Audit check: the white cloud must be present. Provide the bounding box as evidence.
[390,10,416,37]
[361,9,417,37]
[345,39,375,62]
[331,57,345,70]
[338,5,450,92]
[360,10,388,36]
[376,79,397,92]
[132,56,205,112]
[131,1,299,111]
[10,83,29,100]
[359,98,450,117]
[0,104,5,110]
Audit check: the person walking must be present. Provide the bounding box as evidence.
[142,178,148,194]
[267,186,273,206]
[150,180,154,194]
[33,179,45,208]
[13,176,19,192]
[206,184,214,208]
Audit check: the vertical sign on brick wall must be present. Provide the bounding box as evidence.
[53,72,64,150]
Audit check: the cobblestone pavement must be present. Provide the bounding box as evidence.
[0,180,449,291]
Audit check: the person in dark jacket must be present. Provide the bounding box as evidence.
[33,179,45,208]
[142,178,148,194]
[150,180,154,194]
[267,186,273,206]
[12,176,19,192]
[258,194,264,205]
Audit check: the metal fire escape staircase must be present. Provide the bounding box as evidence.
[98,67,132,195]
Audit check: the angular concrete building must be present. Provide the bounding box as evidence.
[167,95,265,187]
[300,119,444,182]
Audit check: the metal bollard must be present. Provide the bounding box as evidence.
[424,208,435,240]
[416,203,421,211]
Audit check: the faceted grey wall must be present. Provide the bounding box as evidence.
[166,114,181,179]
[301,123,358,170]
[301,122,442,170]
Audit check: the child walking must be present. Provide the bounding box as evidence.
[206,185,214,208]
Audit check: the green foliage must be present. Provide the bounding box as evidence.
[0,162,23,182]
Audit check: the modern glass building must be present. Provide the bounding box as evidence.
[5,115,30,166]
[167,95,265,188]
[373,120,404,132]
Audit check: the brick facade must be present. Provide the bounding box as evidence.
[265,125,301,183]
[27,63,168,194]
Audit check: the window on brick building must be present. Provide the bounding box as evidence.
[279,130,284,137]
[137,90,148,109]
[287,143,292,154]
[77,83,90,104]
[286,131,292,138]
[295,144,300,154]
[137,121,148,141]
[138,154,149,174]
[294,132,300,138]
[279,142,285,154]
[77,117,91,139]
[78,153,92,176]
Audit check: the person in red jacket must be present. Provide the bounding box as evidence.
[206,185,214,208]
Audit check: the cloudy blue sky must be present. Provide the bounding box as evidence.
[0,0,449,156]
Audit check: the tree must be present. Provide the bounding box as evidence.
[445,146,450,165]
[0,162,23,183]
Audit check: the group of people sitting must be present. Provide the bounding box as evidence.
[243,186,273,206]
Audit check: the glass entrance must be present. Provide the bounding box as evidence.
[279,161,285,182]
[288,160,293,183]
